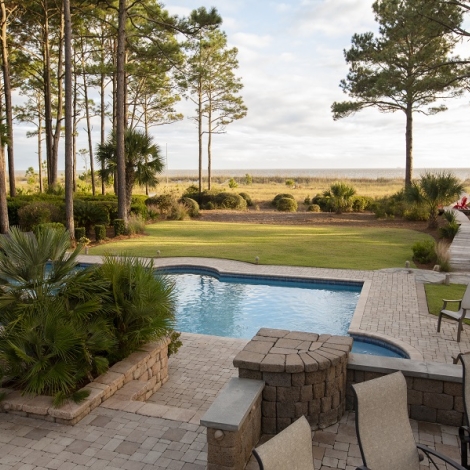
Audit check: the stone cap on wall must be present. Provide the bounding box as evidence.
[233,328,354,373]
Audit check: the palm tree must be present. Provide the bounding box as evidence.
[405,171,464,229]
[97,129,164,216]
[0,227,114,405]
[323,182,356,214]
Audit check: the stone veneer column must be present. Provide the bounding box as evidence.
[233,328,353,434]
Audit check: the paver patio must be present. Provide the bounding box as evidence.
[3,255,470,469]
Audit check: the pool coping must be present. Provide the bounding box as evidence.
[78,255,422,361]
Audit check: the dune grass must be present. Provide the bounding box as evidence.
[424,283,467,316]
[90,220,431,270]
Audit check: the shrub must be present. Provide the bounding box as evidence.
[435,241,451,272]
[182,184,199,198]
[272,193,295,207]
[238,192,253,207]
[214,192,247,210]
[228,177,238,188]
[94,224,106,242]
[168,330,182,357]
[168,202,189,220]
[179,197,200,217]
[34,222,65,237]
[304,196,311,205]
[0,227,114,405]
[75,227,86,240]
[18,202,63,231]
[96,255,176,363]
[205,201,215,210]
[352,196,370,212]
[114,219,127,236]
[276,197,298,212]
[439,221,460,241]
[285,179,295,188]
[322,182,356,214]
[403,205,429,221]
[412,239,436,264]
[372,190,406,218]
[311,193,330,212]
[127,214,146,234]
[307,204,321,212]
[130,202,148,220]
[74,200,110,237]
[245,174,253,185]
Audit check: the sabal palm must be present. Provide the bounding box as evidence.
[0,227,114,405]
[406,172,464,228]
[97,129,164,214]
[323,182,356,214]
[97,254,176,363]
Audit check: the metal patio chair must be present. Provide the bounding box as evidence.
[252,416,314,470]
[437,283,470,342]
[457,352,470,469]
[352,371,465,470]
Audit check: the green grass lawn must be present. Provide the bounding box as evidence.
[90,221,431,270]
[424,283,467,316]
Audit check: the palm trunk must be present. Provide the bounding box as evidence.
[207,105,212,190]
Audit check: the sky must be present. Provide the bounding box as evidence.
[13,0,470,172]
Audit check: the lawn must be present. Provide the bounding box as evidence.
[89,220,431,270]
[424,283,467,316]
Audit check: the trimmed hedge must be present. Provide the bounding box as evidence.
[95,225,106,242]
[276,197,298,212]
[272,193,295,207]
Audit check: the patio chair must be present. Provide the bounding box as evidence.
[352,371,465,470]
[437,284,470,342]
[252,416,314,470]
[457,352,470,469]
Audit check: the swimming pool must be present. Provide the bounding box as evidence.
[161,268,408,358]
[164,270,362,338]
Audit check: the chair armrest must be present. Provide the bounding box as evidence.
[442,299,463,310]
[417,443,467,469]
[459,425,470,443]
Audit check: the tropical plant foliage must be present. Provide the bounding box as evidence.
[0,227,113,405]
[405,172,464,228]
[323,182,356,214]
[0,227,176,406]
[97,254,176,363]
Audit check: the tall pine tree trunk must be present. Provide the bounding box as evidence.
[405,103,413,188]
[116,0,128,220]
[207,105,212,190]
[64,0,74,238]
[1,0,15,197]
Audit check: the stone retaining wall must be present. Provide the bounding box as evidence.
[346,353,464,427]
[233,329,353,433]
[0,337,170,425]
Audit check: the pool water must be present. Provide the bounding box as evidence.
[167,272,361,339]
[165,271,408,358]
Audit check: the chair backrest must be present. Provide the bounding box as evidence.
[352,371,420,470]
[252,416,314,470]
[462,284,470,310]
[459,352,470,427]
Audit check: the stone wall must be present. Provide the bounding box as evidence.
[233,329,353,433]
[201,378,264,470]
[0,337,170,425]
[346,353,464,427]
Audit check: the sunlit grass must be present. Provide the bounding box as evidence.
[90,220,431,270]
[424,284,467,316]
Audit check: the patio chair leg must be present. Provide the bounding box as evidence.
[458,321,463,343]
[461,437,468,469]
[437,313,443,332]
